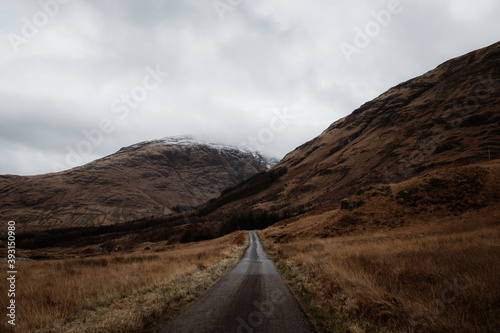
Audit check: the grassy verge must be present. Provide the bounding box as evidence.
[0,231,248,333]
[261,218,500,332]
[259,162,500,332]
[264,215,500,332]
[260,235,384,333]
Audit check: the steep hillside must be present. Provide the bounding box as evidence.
[0,136,273,231]
[209,41,500,217]
[247,42,500,332]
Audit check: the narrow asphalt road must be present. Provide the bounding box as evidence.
[159,230,315,333]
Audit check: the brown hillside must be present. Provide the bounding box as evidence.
[259,160,500,332]
[0,136,271,231]
[210,41,500,217]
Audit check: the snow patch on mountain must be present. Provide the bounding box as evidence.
[147,135,278,168]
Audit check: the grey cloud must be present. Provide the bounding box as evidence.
[0,0,499,175]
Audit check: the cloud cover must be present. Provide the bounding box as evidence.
[0,0,499,175]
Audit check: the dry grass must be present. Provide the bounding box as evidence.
[260,161,500,332]
[0,231,248,333]
[264,220,500,332]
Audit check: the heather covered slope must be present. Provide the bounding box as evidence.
[0,136,272,231]
[208,41,500,218]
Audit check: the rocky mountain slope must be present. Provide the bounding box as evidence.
[207,41,500,218]
[0,136,274,231]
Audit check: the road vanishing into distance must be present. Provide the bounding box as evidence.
[159,231,315,333]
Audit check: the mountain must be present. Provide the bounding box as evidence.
[0,136,275,231]
[9,43,499,333]
[249,42,500,333]
[205,41,500,220]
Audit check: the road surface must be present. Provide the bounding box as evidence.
[159,230,315,333]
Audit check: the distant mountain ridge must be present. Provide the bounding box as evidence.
[129,135,279,168]
[0,136,275,231]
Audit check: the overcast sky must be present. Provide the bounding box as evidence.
[1,0,499,175]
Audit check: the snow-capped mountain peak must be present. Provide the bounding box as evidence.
[149,135,278,168]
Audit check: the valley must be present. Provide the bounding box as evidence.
[1,41,499,332]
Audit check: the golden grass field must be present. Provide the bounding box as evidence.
[2,160,498,332]
[260,161,500,332]
[0,231,247,333]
